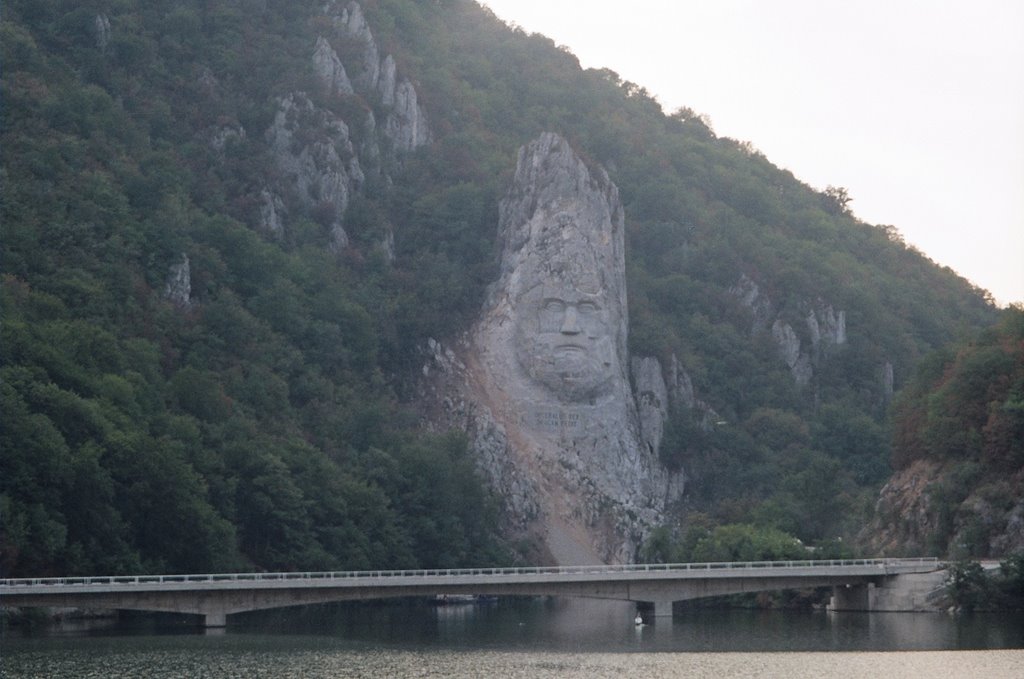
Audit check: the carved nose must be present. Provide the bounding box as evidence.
[560,306,581,334]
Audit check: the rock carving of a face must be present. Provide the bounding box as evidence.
[512,215,616,401]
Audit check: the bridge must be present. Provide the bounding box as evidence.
[0,558,944,627]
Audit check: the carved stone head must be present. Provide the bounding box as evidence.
[484,133,628,404]
[468,133,677,566]
[512,214,617,401]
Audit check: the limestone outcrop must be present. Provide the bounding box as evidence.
[331,0,381,92]
[732,275,847,387]
[265,92,364,250]
[325,1,430,153]
[255,2,429,247]
[630,353,720,442]
[771,319,813,386]
[258,188,287,238]
[384,79,431,153]
[313,36,354,96]
[423,133,681,565]
[209,122,245,154]
[730,274,773,332]
[632,357,669,457]
[94,14,111,51]
[164,253,193,309]
[378,55,397,107]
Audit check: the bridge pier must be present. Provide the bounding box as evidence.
[829,583,870,611]
[652,599,674,618]
[202,610,227,628]
[637,599,675,618]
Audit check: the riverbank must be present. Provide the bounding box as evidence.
[5,645,1023,679]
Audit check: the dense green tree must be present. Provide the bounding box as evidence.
[997,552,1024,609]
[946,560,995,612]
[642,522,808,564]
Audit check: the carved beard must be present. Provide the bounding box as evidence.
[516,334,616,402]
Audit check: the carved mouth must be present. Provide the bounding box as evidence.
[555,344,587,353]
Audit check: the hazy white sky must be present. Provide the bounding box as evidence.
[480,0,1024,306]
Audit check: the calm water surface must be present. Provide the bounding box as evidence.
[4,598,1023,678]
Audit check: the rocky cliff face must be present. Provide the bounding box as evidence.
[245,2,429,246]
[313,36,355,96]
[164,253,193,309]
[731,274,848,387]
[265,92,364,251]
[864,459,1024,557]
[93,14,111,51]
[422,133,681,565]
[631,357,669,457]
[330,1,430,153]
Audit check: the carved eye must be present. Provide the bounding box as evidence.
[543,300,566,313]
[577,302,598,314]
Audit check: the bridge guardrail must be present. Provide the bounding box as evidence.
[0,557,939,588]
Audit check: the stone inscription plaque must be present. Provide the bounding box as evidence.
[521,405,587,433]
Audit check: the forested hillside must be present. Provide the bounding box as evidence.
[1,0,998,576]
[866,307,1024,557]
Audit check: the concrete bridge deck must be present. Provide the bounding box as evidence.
[0,558,942,627]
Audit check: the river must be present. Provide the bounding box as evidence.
[3,598,1023,677]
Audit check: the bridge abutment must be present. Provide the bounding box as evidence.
[867,571,948,611]
[828,570,949,612]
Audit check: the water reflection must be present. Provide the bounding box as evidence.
[2,602,1024,675]
[4,600,1024,679]
[5,597,1024,653]
[226,596,1024,653]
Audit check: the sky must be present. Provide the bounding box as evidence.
[480,0,1024,307]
